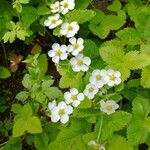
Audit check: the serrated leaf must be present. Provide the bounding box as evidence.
[16,91,29,101]
[108,0,122,12]
[101,111,132,141]
[66,9,96,24]
[143,117,150,132]
[107,135,133,150]
[127,116,148,145]
[44,87,63,99]
[141,66,150,88]
[132,96,149,118]
[22,74,32,89]
[116,27,141,45]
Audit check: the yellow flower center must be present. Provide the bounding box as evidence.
[93,144,100,150]
[110,75,116,81]
[73,44,79,49]
[71,95,77,101]
[77,59,83,66]
[51,19,57,24]
[55,50,62,56]
[63,2,69,8]
[96,75,102,81]
[67,25,73,31]
[88,87,94,93]
[106,105,112,111]
[58,109,65,116]
[54,6,59,10]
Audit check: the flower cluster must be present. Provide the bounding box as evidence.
[45,0,91,72]
[46,0,121,124]
[84,69,121,100]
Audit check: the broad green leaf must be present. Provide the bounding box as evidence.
[16,91,29,101]
[108,0,122,12]
[22,74,32,89]
[3,137,22,150]
[21,6,38,28]
[11,104,22,114]
[0,66,11,79]
[101,111,132,141]
[143,117,150,132]
[107,135,133,150]
[132,97,149,118]
[116,27,141,45]
[127,116,148,145]
[75,0,90,9]
[44,87,63,99]
[66,9,96,24]
[141,66,150,88]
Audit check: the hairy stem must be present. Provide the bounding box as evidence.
[96,115,103,143]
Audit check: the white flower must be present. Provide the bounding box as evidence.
[50,101,73,124]
[90,69,109,88]
[48,43,68,63]
[84,84,98,99]
[88,140,105,150]
[106,69,121,86]
[67,37,84,56]
[44,14,62,29]
[48,100,56,111]
[70,54,91,72]
[60,22,79,38]
[100,100,119,115]
[50,1,60,13]
[60,0,75,14]
[64,88,84,107]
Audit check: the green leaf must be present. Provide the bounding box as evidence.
[107,135,133,150]
[127,116,148,145]
[75,0,90,9]
[22,74,32,89]
[66,9,96,24]
[143,117,150,132]
[107,0,122,12]
[34,132,49,150]
[44,87,63,99]
[83,39,99,59]
[132,96,149,118]
[89,9,126,39]
[11,104,22,114]
[37,54,48,77]
[116,27,141,45]
[3,137,22,150]
[16,91,29,101]
[48,120,88,150]
[21,6,38,28]
[13,104,42,137]
[141,66,150,88]
[0,66,11,79]
[58,61,84,89]
[101,111,132,141]
[3,31,16,43]
[16,30,29,40]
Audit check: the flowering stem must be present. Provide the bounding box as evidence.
[96,115,103,143]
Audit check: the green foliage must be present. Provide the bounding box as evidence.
[127,97,150,145]
[48,120,88,150]
[0,65,11,79]
[141,66,150,88]
[107,135,133,150]
[12,103,42,137]
[100,111,132,141]
[75,0,90,9]
[89,0,126,39]
[66,9,96,24]
[13,0,30,12]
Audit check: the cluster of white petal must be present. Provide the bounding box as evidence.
[48,43,68,63]
[60,22,79,38]
[48,100,73,124]
[100,100,119,115]
[64,88,84,107]
[50,0,75,15]
[70,54,91,72]
[88,140,105,150]
[44,14,62,29]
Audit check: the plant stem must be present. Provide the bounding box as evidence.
[46,29,57,43]
[96,115,104,143]
[1,42,8,67]
[0,141,7,147]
